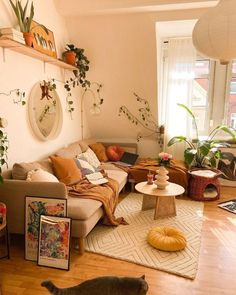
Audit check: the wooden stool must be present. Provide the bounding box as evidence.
[0,202,10,259]
[188,169,221,201]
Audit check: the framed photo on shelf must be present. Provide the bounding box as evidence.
[30,20,57,58]
[38,215,71,270]
[25,196,67,261]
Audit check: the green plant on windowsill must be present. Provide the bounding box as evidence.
[167,104,236,168]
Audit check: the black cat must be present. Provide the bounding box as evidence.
[41,275,148,295]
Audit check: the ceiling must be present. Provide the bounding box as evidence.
[55,0,218,16]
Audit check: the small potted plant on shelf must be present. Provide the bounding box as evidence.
[9,0,48,47]
[167,104,236,169]
[63,44,90,87]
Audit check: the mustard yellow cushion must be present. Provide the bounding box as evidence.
[147,226,187,251]
[89,142,108,162]
[50,156,82,186]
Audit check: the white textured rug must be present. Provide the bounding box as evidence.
[85,193,204,279]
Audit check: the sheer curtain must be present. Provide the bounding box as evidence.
[159,38,196,160]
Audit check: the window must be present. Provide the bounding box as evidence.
[227,61,236,129]
[160,39,235,142]
[192,59,212,136]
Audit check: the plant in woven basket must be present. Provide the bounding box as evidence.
[168,104,236,168]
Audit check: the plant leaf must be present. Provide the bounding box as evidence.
[168,136,187,146]
[198,141,211,156]
[184,148,197,166]
[213,125,236,140]
[177,103,195,119]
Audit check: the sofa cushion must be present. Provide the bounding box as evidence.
[75,156,96,176]
[55,141,82,158]
[79,138,97,152]
[106,145,125,161]
[12,159,54,180]
[89,142,108,162]
[83,148,101,168]
[50,156,82,185]
[105,169,128,193]
[26,169,59,182]
[67,197,102,220]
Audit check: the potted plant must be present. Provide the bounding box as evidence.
[0,119,8,184]
[167,104,236,169]
[63,44,90,88]
[9,0,48,46]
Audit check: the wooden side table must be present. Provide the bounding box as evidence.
[135,181,185,219]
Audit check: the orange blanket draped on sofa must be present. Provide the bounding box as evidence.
[67,177,127,226]
[128,159,189,192]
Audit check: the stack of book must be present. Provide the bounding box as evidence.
[86,172,108,185]
[0,27,25,44]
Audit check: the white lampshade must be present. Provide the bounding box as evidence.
[192,0,236,65]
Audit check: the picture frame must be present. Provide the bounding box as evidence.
[30,20,57,58]
[38,215,71,270]
[25,196,67,261]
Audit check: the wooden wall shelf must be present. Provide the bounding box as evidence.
[0,37,77,71]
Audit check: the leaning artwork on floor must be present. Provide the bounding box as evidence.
[38,215,71,270]
[25,196,67,261]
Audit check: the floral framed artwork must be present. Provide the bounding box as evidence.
[25,196,67,261]
[38,215,71,270]
[30,20,57,58]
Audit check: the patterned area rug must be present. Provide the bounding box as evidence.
[85,193,204,279]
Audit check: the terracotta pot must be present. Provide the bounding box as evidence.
[63,51,76,65]
[23,32,34,47]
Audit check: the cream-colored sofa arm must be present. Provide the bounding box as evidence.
[0,180,67,234]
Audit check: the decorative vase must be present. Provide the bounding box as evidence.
[155,166,169,189]
[23,32,34,47]
[63,51,76,65]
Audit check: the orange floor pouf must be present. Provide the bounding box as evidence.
[147,226,187,251]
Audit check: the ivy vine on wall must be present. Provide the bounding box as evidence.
[119,92,164,146]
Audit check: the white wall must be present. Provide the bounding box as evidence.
[0,0,83,168]
[66,9,207,157]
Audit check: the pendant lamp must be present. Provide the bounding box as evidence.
[192,0,236,65]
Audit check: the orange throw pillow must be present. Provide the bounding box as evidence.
[106,145,125,161]
[89,142,108,162]
[50,156,82,185]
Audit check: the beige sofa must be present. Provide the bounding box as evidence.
[0,139,136,254]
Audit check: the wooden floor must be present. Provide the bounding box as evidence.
[1,187,236,295]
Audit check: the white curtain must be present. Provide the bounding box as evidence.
[159,38,196,160]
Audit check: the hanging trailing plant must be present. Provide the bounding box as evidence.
[0,89,26,106]
[63,44,90,88]
[119,92,164,145]
[0,127,9,184]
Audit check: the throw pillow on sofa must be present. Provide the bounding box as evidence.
[26,169,59,182]
[82,148,101,168]
[75,155,97,176]
[89,142,108,162]
[50,156,82,185]
[106,145,125,161]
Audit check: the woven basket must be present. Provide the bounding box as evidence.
[188,168,221,201]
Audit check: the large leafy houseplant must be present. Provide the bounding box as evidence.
[168,104,236,168]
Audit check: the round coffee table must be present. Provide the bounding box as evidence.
[135,181,185,219]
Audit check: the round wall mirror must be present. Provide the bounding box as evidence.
[28,81,63,141]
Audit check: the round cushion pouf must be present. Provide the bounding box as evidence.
[147,226,187,252]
